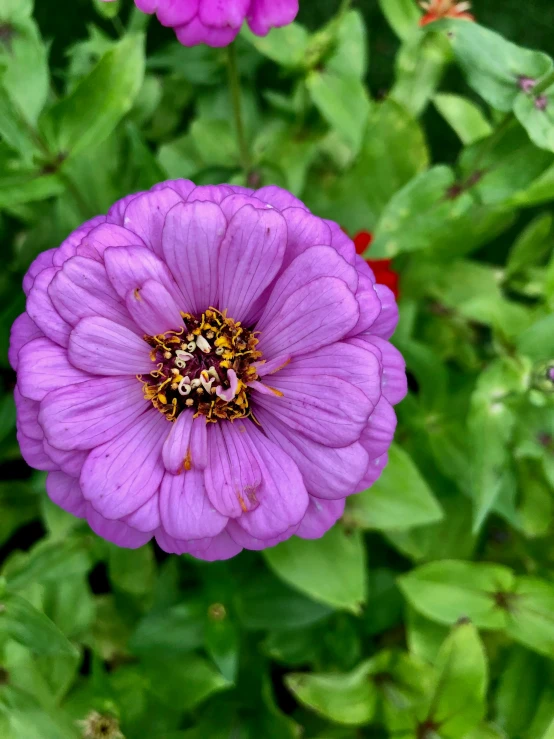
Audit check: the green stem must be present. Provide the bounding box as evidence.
[534,68,554,95]
[227,43,251,181]
[337,0,352,19]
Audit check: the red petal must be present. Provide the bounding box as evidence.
[353,231,373,255]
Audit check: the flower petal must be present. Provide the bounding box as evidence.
[162,201,225,314]
[219,193,270,221]
[162,410,194,474]
[152,179,196,200]
[256,407,368,499]
[77,223,146,263]
[80,409,167,520]
[49,256,136,330]
[254,185,306,210]
[22,248,56,295]
[53,216,107,267]
[160,469,228,540]
[217,205,287,323]
[14,386,42,440]
[199,0,249,27]
[126,279,183,335]
[155,528,242,560]
[346,273,382,337]
[123,188,183,256]
[9,313,43,371]
[187,184,234,203]
[43,442,87,478]
[368,284,399,339]
[17,430,58,471]
[46,472,86,517]
[248,0,299,35]
[68,317,153,375]
[157,0,198,26]
[104,244,183,305]
[257,276,359,361]
[359,452,389,489]
[296,497,345,539]
[122,493,161,532]
[361,335,407,405]
[361,397,397,458]
[226,519,298,550]
[254,373,370,447]
[27,268,71,347]
[280,208,332,269]
[39,376,149,451]
[256,246,358,336]
[86,505,154,549]
[18,338,89,402]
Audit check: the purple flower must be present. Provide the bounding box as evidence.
[11,180,406,560]
[102,0,299,47]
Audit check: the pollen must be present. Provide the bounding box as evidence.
[141,307,262,423]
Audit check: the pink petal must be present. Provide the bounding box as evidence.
[80,410,167,520]
[22,248,56,296]
[157,0,198,26]
[53,216,107,267]
[126,280,183,335]
[123,188,183,257]
[162,200,225,315]
[77,223,146,261]
[14,386,42,440]
[187,184,234,203]
[123,494,161,532]
[43,442,87,478]
[256,276,359,361]
[17,430,58,471]
[152,179,196,200]
[217,205,287,323]
[226,519,299,550]
[219,193,270,222]
[68,317,153,375]
[199,0,249,27]
[361,398,397,458]
[254,185,306,210]
[39,376,149,451]
[280,208,332,270]
[9,313,43,371]
[346,273,382,337]
[162,410,194,474]
[86,504,154,549]
[369,284,399,339]
[155,528,242,560]
[104,244,184,306]
[175,17,240,46]
[160,468,228,540]
[360,336,407,406]
[296,497,345,539]
[359,452,389,489]
[46,472,87,517]
[27,268,71,347]
[18,338,89,402]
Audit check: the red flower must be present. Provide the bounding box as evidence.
[418,0,474,26]
[353,230,400,300]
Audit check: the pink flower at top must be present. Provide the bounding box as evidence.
[102,0,299,47]
[11,180,406,560]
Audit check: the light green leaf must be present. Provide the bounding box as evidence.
[107,542,155,596]
[3,537,91,592]
[506,213,553,276]
[506,577,554,658]
[391,32,450,117]
[93,0,121,19]
[494,646,543,737]
[0,592,78,657]
[514,83,554,153]
[398,560,515,628]
[419,622,487,738]
[517,314,554,361]
[285,661,377,726]
[241,23,308,68]
[346,444,443,531]
[434,93,492,144]
[0,171,64,210]
[442,18,553,111]
[378,0,421,40]
[326,10,368,79]
[0,0,34,21]
[129,601,205,655]
[307,70,371,153]
[263,527,366,614]
[190,118,239,168]
[45,33,145,159]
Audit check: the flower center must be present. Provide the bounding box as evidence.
[139,308,262,423]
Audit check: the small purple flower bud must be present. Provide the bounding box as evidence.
[519,76,537,93]
[535,95,549,111]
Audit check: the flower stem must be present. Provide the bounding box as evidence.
[227,43,251,181]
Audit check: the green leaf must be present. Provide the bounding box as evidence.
[93,0,121,19]
[0,18,49,125]
[346,444,443,531]
[263,527,366,614]
[418,622,487,738]
[0,171,64,210]
[285,660,377,726]
[235,571,332,631]
[494,646,543,737]
[514,83,554,153]
[190,118,239,168]
[363,568,403,636]
[506,213,553,276]
[306,70,371,153]
[377,0,421,40]
[45,33,145,159]
[129,601,205,655]
[326,10,368,80]
[398,560,515,628]
[107,542,155,597]
[0,592,78,657]
[204,611,239,683]
[0,0,33,21]
[517,314,554,361]
[506,577,554,658]
[433,93,492,144]
[3,537,91,592]
[241,23,308,68]
[391,32,450,117]
[141,654,231,712]
[442,19,553,111]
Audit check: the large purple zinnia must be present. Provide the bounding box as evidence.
[10,181,406,560]
[102,0,299,47]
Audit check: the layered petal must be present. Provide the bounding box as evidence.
[104,244,183,305]
[248,0,299,35]
[22,248,56,295]
[46,472,87,518]
[160,469,228,540]
[18,431,58,471]
[123,188,183,256]
[39,376,149,451]
[80,409,167,520]
[125,280,183,335]
[18,338,89,401]
[360,335,408,405]
[199,0,249,27]
[87,505,154,549]
[68,317,153,375]
[296,497,345,539]
[9,313,43,371]
[368,284,399,339]
[162,410,194,474]
[27,268,71,347]
[360,398,397,458]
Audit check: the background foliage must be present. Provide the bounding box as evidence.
[2,0,554,737]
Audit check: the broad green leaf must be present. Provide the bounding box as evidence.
[263,527,366,614]
[506,577,554,658]
[190,118,239,168]
[543,718,554,739]
[391,32,450,117]
[378,0,421,40]
[406,606,450,664]
[494,646,543,737]
[0,18,49,124]
[0,592,78,657]
[517,314,554,361]
[93,0,121,19]
[441,19,553,111]
[0,93,42,162]
[398,560,515,628]
[107,543,155,597]
[418,622,487,738]
[306,70,371,153]
[363,568,403,636]
[506,213,553,276]
[45,33,145,159]
[0,684,79,739]
[434,93,492,144]
[204,612,239,683]
[0,0,33,21]
[346,444,443,531]
[142,654,231,712]
[286,661,377,726]
[3,537,91,592]
[235,571,332,630]
[514,83,554,153]
[518,460,553,538]
[0,171,64,209]
[254,121,319,194]
[241,23,308,68]
[158,133,203,180]
[129,601,205,655]
[326,11,368,79]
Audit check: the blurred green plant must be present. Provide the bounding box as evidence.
[2,0,554,737]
